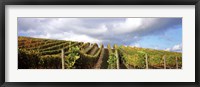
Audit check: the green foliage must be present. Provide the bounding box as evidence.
[107,53,117,69]
[148,54,163,67]
[118,46,182,69]
[40,42,70,51]
[107,44,118,69]
[165,56,176,67]
[40,42,81,55]
[39,55,62,69]
[33,41,65,50]
[18,48,62,69]
[18,48,40,69]
[65,46,80,69]
[18,37,83,69]
[122,53,146,69]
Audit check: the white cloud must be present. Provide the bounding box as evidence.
[172,44,182,51]
[154,47,158,50]
[130,43,140,47]
[18,18,181,47]
[165,44,182,52]
[113,18,142,34]
[165,48,171,51]
[33,31,101,44]
[63,32,101,43]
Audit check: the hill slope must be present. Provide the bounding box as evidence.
[18,36,182,69]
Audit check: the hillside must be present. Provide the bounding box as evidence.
[18,36,182,69]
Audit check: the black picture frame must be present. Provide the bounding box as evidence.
[0,0,199,87]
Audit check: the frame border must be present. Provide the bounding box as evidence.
[0,0,199,87]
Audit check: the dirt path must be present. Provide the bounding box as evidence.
[100,48,109,69]
[94,48,104,69]
[119,58,127,69]
[94,48,127,69]
[118,50,128,69]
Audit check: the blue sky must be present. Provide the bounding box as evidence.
[18,18,182,52]
[137,26,182,51]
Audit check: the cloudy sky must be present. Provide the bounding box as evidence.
[18,18,182,52]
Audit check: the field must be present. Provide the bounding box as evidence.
[18,36,182,69]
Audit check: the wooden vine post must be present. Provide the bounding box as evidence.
[176,56,178,69]
[163,55,166,69]
[145,54,148,69]
[115,46,119,69]
[61,49,65,69]
[116,52,119,69]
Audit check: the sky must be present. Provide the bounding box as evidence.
[18,18,182,52]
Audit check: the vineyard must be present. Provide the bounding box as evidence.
[18,36,182,69]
